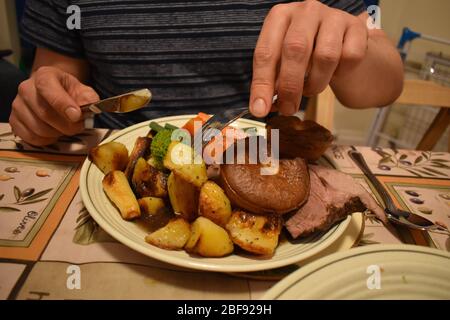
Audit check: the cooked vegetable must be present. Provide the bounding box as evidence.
[182,112,210,136]
[124,136,152,181]
[163,141,208,188]
[102,170,140,220]
[149,121,164,133]
[164,123,179,131]
[132,158,168,198]
[198,181,232,227]
[89,141,129,174]
[150,128,175,166]
[167,172,199,221]
[185,217,233,257]
[145,218,191,250]
[226,211,282,255]
[138,197,166,215]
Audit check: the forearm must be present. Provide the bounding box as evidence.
[330,30,404,109]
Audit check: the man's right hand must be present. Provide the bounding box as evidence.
[10,66,99,146]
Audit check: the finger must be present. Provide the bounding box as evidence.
[34,68,82,122]
[303,16,345,96]
[249,4,291,118]
[341,20,368,64]
[12,96,61,138]
[70,83,100,106]
[21,82,84,136]
[277,10,319,115]
[9,112,57,146]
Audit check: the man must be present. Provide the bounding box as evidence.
[10,0,403,146]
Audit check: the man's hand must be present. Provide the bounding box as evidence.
[249,0,369,117]
[10,66,99,146]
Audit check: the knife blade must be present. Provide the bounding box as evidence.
[81,88,152,115]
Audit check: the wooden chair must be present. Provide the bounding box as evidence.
[304,85,335,132]
[395,79,450,151]
[308,80,450,152]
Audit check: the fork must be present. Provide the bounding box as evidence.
[200,95,278,147]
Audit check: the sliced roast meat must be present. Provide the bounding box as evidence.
[285,165,386,238]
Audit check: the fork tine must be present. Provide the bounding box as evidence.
[201,115,216,132]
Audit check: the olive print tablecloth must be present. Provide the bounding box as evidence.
[0,123,449,299]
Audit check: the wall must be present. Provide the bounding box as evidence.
[0,0,20,65]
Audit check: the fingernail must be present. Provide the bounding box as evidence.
[65,107,80,122]
[251,98,267,117]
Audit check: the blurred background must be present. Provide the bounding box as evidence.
[1,0,449,150]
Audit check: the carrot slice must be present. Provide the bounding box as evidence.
[182,112,211,136]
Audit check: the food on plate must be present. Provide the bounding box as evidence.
[138,197,166,216]
[182,112,210,136]
[102,170,140,220]
[267,115,333,161]
[124,136,152,180]
[167,172,199,221]
[220,138,310,215]
[89,141,129,174]
[198,181,232,227]
[226,210,282,255]
[163,141,208,188]
[90,113,385,260]
[131,157,168,198]
[285,165,387,238]
[145,218,191,250]
[150,128,175,169]
[119,91,151,112]
[185,216,234,257]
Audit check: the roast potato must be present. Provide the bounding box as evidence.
[138,197,166,215]
[167,172,198,221]
[198,181,232,227]
[185,217,234,257]
[132,158,168,198]
[145,218,191,250]
[226,211,282,255]
[124,136,152,181]
[163,141,208,188]
[102,170,140,220]
[89,142,129,174]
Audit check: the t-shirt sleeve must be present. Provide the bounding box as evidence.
[321,0,367,16]
[20,0,84,58]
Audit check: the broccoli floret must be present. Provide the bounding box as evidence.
[150,128,174,166]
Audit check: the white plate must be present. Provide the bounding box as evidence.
[262,244,450,299]
[80,115,352,272]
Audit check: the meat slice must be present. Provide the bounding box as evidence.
[285,165,386,238]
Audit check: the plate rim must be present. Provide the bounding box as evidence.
[80,115,352,272]
[261,244,450,299]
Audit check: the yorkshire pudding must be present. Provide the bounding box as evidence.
[219,137,309,215]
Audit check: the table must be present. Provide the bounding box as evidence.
[0,123,449,300]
